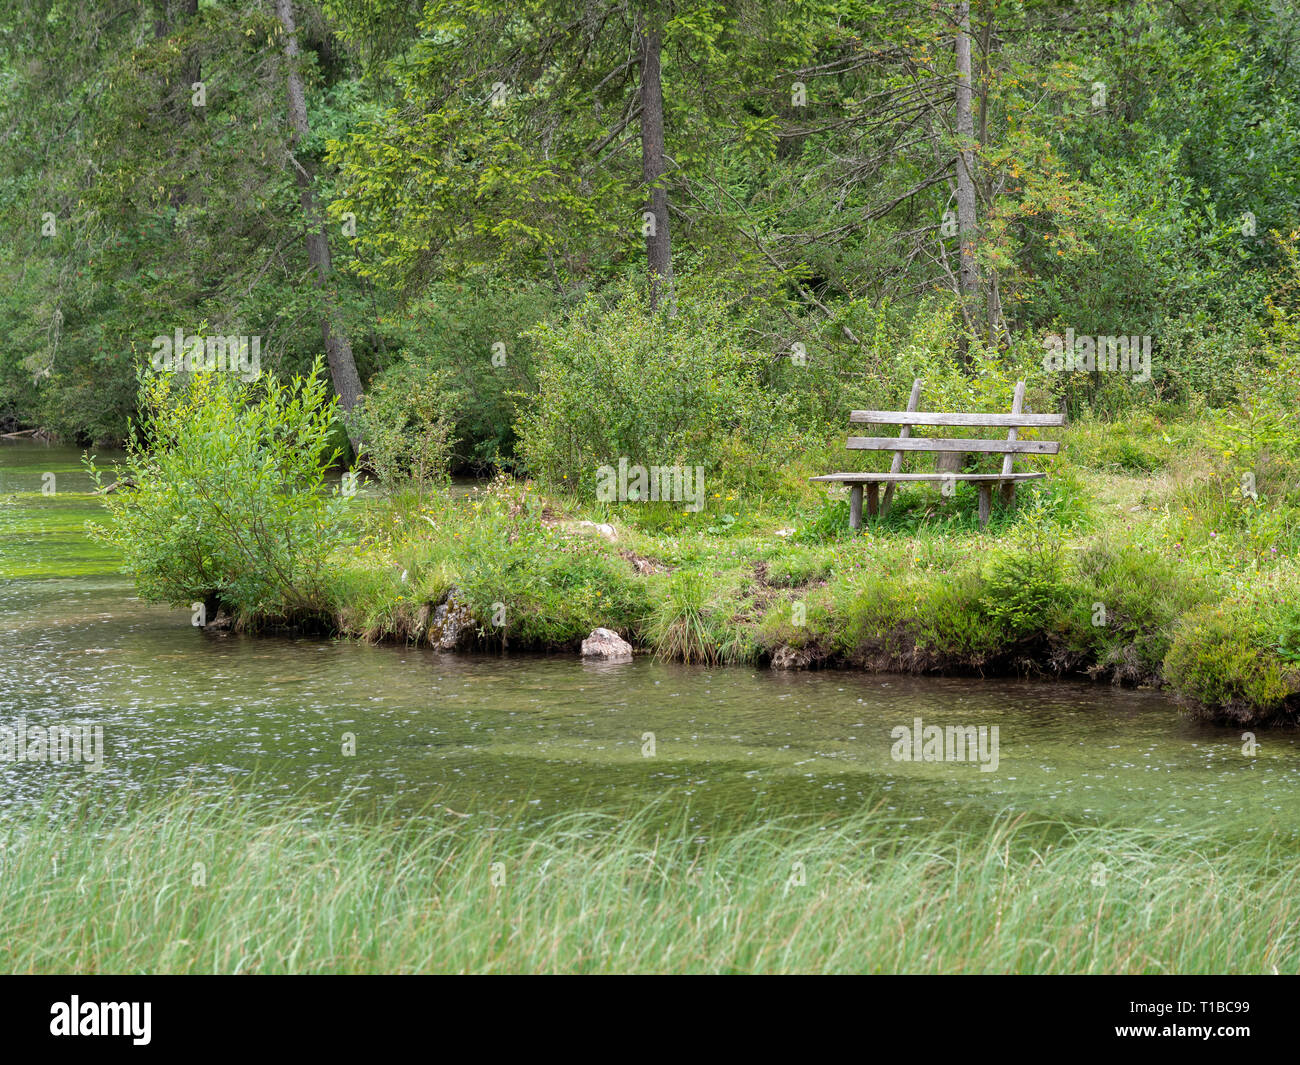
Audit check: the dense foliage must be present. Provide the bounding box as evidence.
[2,0,1297,474]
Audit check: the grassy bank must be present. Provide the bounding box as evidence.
[83,361,1300,726]
[2,788,1294,974]
[307,407,1300,727]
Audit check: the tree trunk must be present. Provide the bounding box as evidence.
[182,0,201,123]
[977,13,1006,343]
[638,23,675,315]
[275,0,364,431]
[954,2,979,306]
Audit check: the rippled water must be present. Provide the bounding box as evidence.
[2,442,1298,836]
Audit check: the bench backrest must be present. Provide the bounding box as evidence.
[847,379,1064,474]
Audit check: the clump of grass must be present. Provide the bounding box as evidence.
[764,547,834,587]
[645,570,718,664]
[3,787,1298,974]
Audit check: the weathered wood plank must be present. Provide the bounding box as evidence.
[847,436,1060,454]
[849,410,1065,427]
[881,378,922,516]
[821,379,1062,532]
[811,472,1046,483]
[1000,381,1025,506]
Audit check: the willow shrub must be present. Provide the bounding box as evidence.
[343,357,459,503]
[516,284,801,500]
[87,359,349,621]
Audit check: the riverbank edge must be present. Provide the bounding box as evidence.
[210,583,1300,730]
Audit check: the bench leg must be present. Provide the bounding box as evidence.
[849,485,863,531]
[866,483,879,520]
[1000,480,1016,507]
[977,484,992,530]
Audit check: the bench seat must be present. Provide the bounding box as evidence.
[811,378,1063,530]
[810,472,1046,483]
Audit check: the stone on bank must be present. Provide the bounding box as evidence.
[581,628,634,662]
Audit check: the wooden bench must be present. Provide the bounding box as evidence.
[811,378,1064,530]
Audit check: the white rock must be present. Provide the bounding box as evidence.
[429,591,475,651]
[563,520,618,543]
[581,627,633,662]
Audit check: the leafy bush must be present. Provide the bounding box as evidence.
[1269,601,1300,666]
[516,283,800,498]
[1211,234,1300,490]
[364,280,560,470]
[1163,602,1292,720]
[345,358,460,502]
[1070,543,1207,681]
[87,360,348,621]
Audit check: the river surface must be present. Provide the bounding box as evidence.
[2,442,1298,837]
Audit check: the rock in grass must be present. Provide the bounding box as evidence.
[581,628,633,662]
[562,520,618,543]
[429,590,475,651]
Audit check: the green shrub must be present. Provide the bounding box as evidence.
[87,360,348,620]
[1070,543,1206,680]
[1163,602,1292,719]
[516,283,800,498]
[834,568,1003,667]
[1209,235,1300,514]
[366,279,559,469]
[345,358,460,502]
[1270,601,1300,666]
[978,504,1073,639]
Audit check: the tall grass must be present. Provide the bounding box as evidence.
[646,570,718,664]
[1,788,1296,974]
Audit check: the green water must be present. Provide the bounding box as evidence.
[2,442,1298,837]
